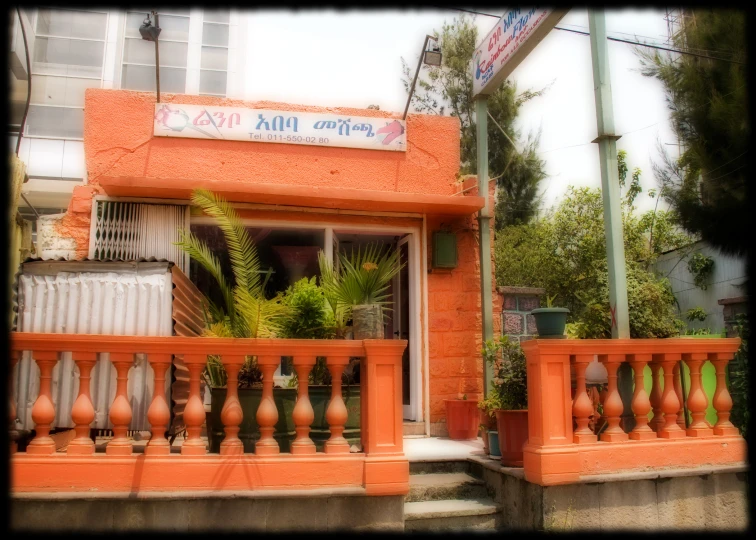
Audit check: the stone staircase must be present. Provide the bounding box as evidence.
[404,461,500,532]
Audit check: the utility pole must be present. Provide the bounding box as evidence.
[476,96,495,395]
[588,10,630,339]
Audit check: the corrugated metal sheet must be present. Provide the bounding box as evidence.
[168,265,206,434]
[13,260,174,431]
[653,241,748,332]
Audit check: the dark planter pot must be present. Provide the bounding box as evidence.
[444,399,479,440]
[352,304,384,340]
[207,385,361,453]
[495,409,529,467]
[479,409,496,455]
[531,307,570,338]
[488,430,501,459]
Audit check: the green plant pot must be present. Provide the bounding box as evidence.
[488,430,501,459]
[207,385,361,453]
[531,307,570,338]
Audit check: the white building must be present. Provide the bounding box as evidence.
[9,8,244,230]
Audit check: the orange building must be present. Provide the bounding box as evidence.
[51,88,501,436]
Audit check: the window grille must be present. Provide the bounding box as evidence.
[90,200,190,273]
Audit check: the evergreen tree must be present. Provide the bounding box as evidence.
[401,15,548,229]
[637,10,748,256]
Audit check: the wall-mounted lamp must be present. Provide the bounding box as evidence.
[140,11,161,103]
[403,35,442,120]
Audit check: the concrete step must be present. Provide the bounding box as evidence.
[403,421,425,436]
[406,472,488,502]
[404,498,500,532]
[409,460,471,476]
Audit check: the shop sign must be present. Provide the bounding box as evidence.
[153,103,407,152]
[473,8,567,96]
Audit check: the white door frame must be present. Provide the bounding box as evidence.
[190,215,426,423]
[395,234,413,420]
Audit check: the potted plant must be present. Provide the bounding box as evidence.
[279,275,361,450]
[444,394,479,440]
[484,336,529,466]
[176,189,295,453]
[477,393,500,455]
[531,294,570,339]
[322,243,403,340]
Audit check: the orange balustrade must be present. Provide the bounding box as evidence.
[521,339,746,486]
[9,333,408,496]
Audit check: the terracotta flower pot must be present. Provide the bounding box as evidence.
[445,399,479,440]
[495,409,529,466]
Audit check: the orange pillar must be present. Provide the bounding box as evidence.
[26,351,59,455]
[68,351,97,455]
[107,352,134,456]
[656,353,686,439]
[362,340,409,496]
[521,343,580,486]
[710,352,739,436]
[145,353,172,456]
[181,354,207,455]
[572,355,597,444]
[325,355,351,454]
[684,353,713,437]
[673,362,686,428]
[628,354,655,440]
[256,355,280,455]
[648,360,664,432]
[599,354,629,442]
[220,355,244,455]
[291,354,316,455]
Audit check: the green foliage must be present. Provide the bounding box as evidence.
[638,10,748,256]
[729,315,749,440]
[478,393,503,417]
[495,182,691,338]
[401,14,548,228]
[483,336,527,410]
[686,307,708,322]
[687,252,715,290]
[324,243,403,307]
[279,277,331,339]
[317,251,352,339]
[175,189,293,388]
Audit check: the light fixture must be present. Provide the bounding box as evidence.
[424,42,442,67]
[139,14,161,41]
[403,35,442,120]
[585,357,609,386]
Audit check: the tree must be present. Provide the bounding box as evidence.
[637,10,748,256]
[494,156,692,338]
[401,14,549,228]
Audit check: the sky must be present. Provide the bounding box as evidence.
[245,8,679,214]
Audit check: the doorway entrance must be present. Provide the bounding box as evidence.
[333,230,420,421]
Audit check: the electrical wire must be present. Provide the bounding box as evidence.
[441,7,746,65]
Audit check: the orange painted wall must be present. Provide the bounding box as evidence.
[426,182,500,426]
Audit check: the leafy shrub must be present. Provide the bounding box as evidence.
[686,307,708,322]
[482,336,527,410]
[280,276,332,339]
[687,252,715,290]
[729,315,749,440]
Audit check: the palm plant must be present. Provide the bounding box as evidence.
[317,250,352,339]
[175,189,292,388]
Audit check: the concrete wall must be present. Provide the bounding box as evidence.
[12,493,405,532]
[470,457,748,531]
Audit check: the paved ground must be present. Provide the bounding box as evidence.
[404,437,485,462]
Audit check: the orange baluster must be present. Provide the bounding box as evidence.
[255,355,280,455]
[325,355,351,453]
[291,355,316,455]
[673,362,686,429]
[656,353,686,439]
[599,354,628,442]
[27,351,59,455]
[10,350,21,454]
[684,353,713,437]
[220,355,245,455]
[107,352,134,456]
[648,360,664,432]
[145,353,172,456]
[67,351,97,455]
[572,355,597,444]
[628,354,655,440]
[710,352,740,436]
[181,354,207,455]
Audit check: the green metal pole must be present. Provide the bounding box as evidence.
[588,10,630,339]
[476,96,495,396]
